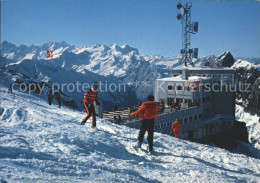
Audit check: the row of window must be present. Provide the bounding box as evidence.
[182,114,203,124]
[203,108,210,113]
[154,121,172,130]
[154,113,204,130]
[154,118,232,131]
[167,84,213,91]
[167,97,210,106]
[223,120,232,125]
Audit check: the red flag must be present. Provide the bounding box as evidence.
[193,80,196,90]
[200,79,202,86]
[187,81,190,90]
[47,49,53,58]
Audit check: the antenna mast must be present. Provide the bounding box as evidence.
[177,2,198,66]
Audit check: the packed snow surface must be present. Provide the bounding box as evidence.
[1,87,260,182]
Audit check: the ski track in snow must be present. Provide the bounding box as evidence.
[1,87,260,183]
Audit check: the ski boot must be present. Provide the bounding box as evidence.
[80,120,86,125]
[91,126,97,130]
[134,141,142,150]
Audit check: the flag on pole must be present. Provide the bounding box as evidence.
[47,49,53,58]
[200,79,202,86]
[187,81,190,90]
[193,80,196,90]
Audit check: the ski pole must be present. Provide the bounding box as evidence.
[169,131,172,136]
[130,120,132,148]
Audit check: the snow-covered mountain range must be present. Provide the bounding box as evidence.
[1,85,260,182]
[1,41,161,101]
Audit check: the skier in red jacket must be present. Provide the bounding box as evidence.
[80,82,100,129]
[130,95,158,153]
[172,119,181,138]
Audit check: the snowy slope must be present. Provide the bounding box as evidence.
[236,104,260,150]
[1,87,260,182]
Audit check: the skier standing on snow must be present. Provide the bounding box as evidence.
[47,88,54,105]
[159,100,165,114]
[130,95,158,153]
[80,82,100,129]
[54,92,62,108]
[170,100,175,112]
[117,114,121,124]
[114,115,117,124]
[8,84,13,93]
[172,119,181,138]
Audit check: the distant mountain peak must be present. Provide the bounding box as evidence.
[121,44,139,55]
[204,51,234,68]
[215,51,235,67]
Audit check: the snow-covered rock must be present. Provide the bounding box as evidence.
[232,59,260,103]
[236,104,260,150]
[232,59,260,71]
[1,86,260,182]
[203,52,234,68]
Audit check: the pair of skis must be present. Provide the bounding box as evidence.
[133,145,153,155]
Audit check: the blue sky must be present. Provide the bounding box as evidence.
[1,0,260,58]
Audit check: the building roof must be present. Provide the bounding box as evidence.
[157,76,210,82]
[173,66,234,71]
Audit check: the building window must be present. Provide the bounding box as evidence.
[184,118,188,124]
[223,75,232,84]
[194,115,198,121]
[199,114,203,119]
[202,97,205,102]
[189,116,193,123]
[206,96,210,101]
[177,86,182,90]
[213,75,221,84]
[155,126,158,130]
[168,85,174,90]
[179,119,183,124]
[201,85,205,90]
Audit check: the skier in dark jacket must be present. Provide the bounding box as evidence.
[117,114,122,124]
[47,88,54,105]
[130,95,158,153]
[54,92,62,108]
[8,84,13,93]
[80,82,100,129]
